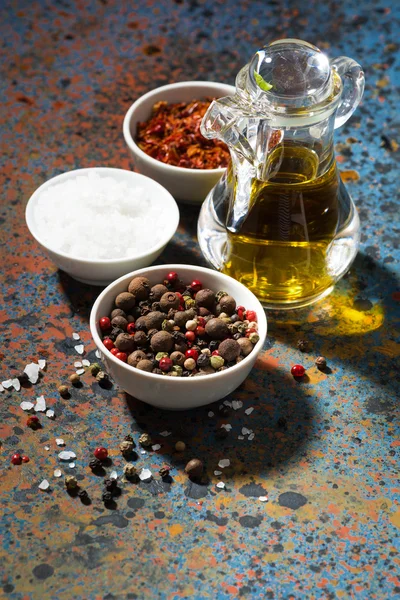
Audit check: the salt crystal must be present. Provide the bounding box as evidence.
[32,172,171,260]
[259,496,268,502]
[140,450,147,455]
[242,427,251,436]
[216,482,225,489]
[24,363,40,384]
[238,435,244,440]
[74,361,82,368]
[39,480,50,491]
[218,459,230,469]
[46,409,55,418]
[232,400,243,410]
[248,433,255,441]
[152,444,161,451]
[54,469,62,478]
[59,451,76,460]
[76,368,85,375]
[245,407,254,415]
[95,350,101,359]
[159,431,172,437]
[139,468,152,481]
[221,424,232,431]
[208,411,214,417]
[0,384,4,392]
[82,359,90,367]
[38,359,46,370]
[72,333,80,340]
[223,400,232,407]
[214,470,222,476]
[34,396,46,412]
[12,378,21,391]
[44,446,50,451]
[2,380,13,390]
[56,438,65,446]
[69,463,75,468]
[20,401,34,411]
[74,344,84,355]
[109,471,118,480]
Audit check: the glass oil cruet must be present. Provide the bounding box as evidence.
[198,39,365,309]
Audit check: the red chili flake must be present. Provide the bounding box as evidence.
[136,99,230,169]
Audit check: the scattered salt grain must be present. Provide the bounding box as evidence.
[259,496,268,502]
[54,469,62,478]
[214,470,222,476]
[139,468,152,481]
[242,427,251,436]
[152,444,161,451]
[38,359,46,370]
[39,480,50,491]
[208,411,214,417]
[76,368,85,375]
[110,471,118,480]
[34,396,46,412]
[2,380,13,390]
[56,438,65,446]
[59,451,76,461]
[159,431,172,437]
[95,350,101,359]
[248,433,255,441]
[82,359,90,367]
[223,400,232,407]
[221,424,232,431]
[32,171,170,260]
[74,345,84,355]
[74,361,82,368]
[44,446,50,451]
[238,435,244,440]
[245,407,254,415]
[232,400,243,410]
[20,401,34,411]
[24,363,40,384]
[216,482,225,489]
[12,378,21,391]
[0,384,4,393]
[72,333,80,340]
[140,450,147,455]
[218,459,230,469]
[46,409,55,419]
[69,463,75,468]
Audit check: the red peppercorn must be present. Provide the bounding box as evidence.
[212,350,220,356]
[126,322,136,334]
[11,453,22,465]
[191,279,202,292]
[237,305,245,320]
[166,272,178,283]
[110,347,119,356]
[291,364,306,378]
[175,292,184,304]
[185,349,199,361]
[94,447,108,461]
[103,337,114,351]
[246,310,257,322]
[22,455,30,463]
[159,357,173,372]
[195,326,206,337]
[99,317,111,331]
[115,352,127,362]
[197,317,206,328]
[27,415,40,429]
[185,331,196,342]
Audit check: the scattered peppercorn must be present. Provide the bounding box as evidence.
[11,453,22,465]
[297,339,309,352]
[22,455,30,463]
[139,433,152,447]
[94,447,108,461]
[58,384,69,397]
[65,475,78,491]
[159,465,170,478]
[102,491,114,504]
[120,439,134,457]
[96,371,110,386]
[89,457,103,471]
[124,463,138,479]
[27,415,41,430]
[104,478,117,492]
[184,458,204,480]
[291,364,306,378]
[89,363,102,376]
[315,356,327,370]
[69,373,80,386]
[175,441,186,452]
[78,489,90,503]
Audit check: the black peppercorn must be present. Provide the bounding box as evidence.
[102,491,114,504]
[89,458,103,471]
[104,478,117,492]
[185,459,204,480]
[124,434,134,443]
[78,490,90,503]
[277,417,287,430]
[197,353,210,368]
[233,332,243,340]
[159,465,170,478]
[297,339,309,352]
[209,340,219,353]
[151,301,162,312]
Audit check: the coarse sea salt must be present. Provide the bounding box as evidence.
[216,482,225,489]
[139,468,152,481]
[245,407,254,415]
[218,459,230,469]
[34,396,46,412]
[74,345,84,355]
[39,480,50,491]
[33,171,170,260]
[12,378,21,391]
[24,363,40,384]
[20,401,34,411]
[72,333,80,340]
[82,359,90,367]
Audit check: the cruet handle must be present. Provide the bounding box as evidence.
[330,56,365,129]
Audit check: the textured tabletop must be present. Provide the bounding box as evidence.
[0,1,399,599]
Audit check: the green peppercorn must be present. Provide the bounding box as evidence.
[65,475,78,491]
[215,290,229,303]
[171,365,183,376]
[184,298,196,309]
[249,332,260,344]
[211,355,225,369]
[156,352,169,361]
[89,363,102,376]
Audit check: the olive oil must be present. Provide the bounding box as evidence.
[222,144,353,307]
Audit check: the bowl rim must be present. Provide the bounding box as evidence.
[90,264,267,383]
[122,80,236,176]
[25,167,180,265]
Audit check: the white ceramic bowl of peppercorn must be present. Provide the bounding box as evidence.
[123,81,235,205]
[90,264,267,410]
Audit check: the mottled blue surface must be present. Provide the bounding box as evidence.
[0,1,399,599]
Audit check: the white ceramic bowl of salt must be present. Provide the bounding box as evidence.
[25,168,180,286]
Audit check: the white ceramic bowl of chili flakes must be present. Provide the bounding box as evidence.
[90,264,267,410]
[123,81,235,205]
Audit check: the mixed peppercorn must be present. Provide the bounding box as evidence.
[136,100,230,169]
[98,272,259,377]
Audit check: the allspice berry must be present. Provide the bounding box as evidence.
[237,337,253,357]
[145,311,165,330]
[195,288,215,309]
[315,356,327,370]
[58,384,69,397]
[175,441,186,452]
[218,339,240,362]
[115,292,135,311]
[160,292,180,312]
[128,276,151,300]
[174,308,196,328]
[136,359,154,372]
[134,316,148,331]
[205,318,229,340]
[185,458,204,480]
[111,308,126,320]
[111,315,128,331]
[115,333,135,353]
[149,284,168,303]
[139,433,152,447]
[133,330,148,347]
[127,350,147,367]
[219,295,236,316]
[69,373,80,386]
[170,351,186,366]
[150,331,173,353]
